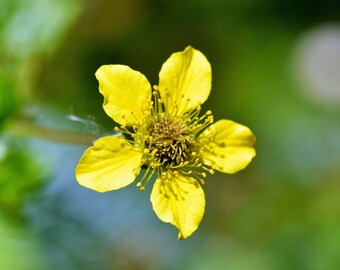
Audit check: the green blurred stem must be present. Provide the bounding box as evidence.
[6,118,95,145]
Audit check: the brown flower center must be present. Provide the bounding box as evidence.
[147,117,194,167]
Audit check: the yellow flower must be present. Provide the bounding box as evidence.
[75,46,256,239]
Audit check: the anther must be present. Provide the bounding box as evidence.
[151,149,158,156]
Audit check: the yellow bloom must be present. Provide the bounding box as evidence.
[75,46,256,239]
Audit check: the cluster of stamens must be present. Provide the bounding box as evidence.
[114,85,215,191]
[146,117,194,167]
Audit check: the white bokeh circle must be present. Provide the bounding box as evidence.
[293,24,340,105]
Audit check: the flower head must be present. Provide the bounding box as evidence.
[75,46,256,239]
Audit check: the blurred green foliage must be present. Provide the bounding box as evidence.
[0,218,44,270]
[0,0,81,59]
[0,73,18,126]
[0,138,45,219]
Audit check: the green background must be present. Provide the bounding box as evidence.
[1,0,340,269]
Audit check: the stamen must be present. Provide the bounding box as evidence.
[130,111,141,125]
[137,165,157,191]
[185,105,201,121]
[170,94,191,116]
[151,148,158,156]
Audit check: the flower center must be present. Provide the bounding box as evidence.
[147,117,194,167]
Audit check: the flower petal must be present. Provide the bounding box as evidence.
[158,46,212,115]
[95,65,151,126]
[75,136,142,192]
[199,119,256,174]
[150,172,205,240]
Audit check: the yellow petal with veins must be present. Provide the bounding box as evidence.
[158,46,211,116]
[199,119,256,174]
[95,65,151,126]
[150,172,205,240]
[75,136,142,192]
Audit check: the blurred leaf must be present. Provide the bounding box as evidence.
[0,218,45,270]
[0,139,46,219]
[0,72,18,126]
[0,0,81,59]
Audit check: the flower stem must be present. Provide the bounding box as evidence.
[5,117,96,145]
